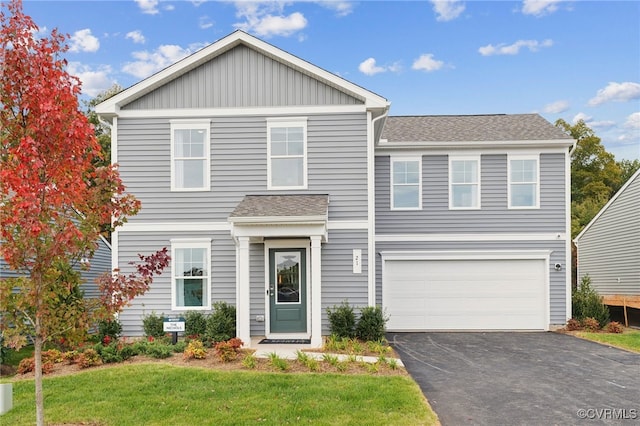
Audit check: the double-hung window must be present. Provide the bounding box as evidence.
[391,157,421,209]
[449,156,480,209]
[267,118,307,190]
[171,120,210,191]
[171,239,211,310]
[509,155,539,208]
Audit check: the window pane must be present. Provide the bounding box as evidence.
[451,160,477,184]
[276,252,300,303]
[394,185,419,208]
[176,278,206,307]
[452,184,477,208]
[272,157,303,187]
[271,141,287,155]
[287,127,304,143]
[271,127,287,143]
[287,140,304,155]
[393,161,419,184]
[512,183,536,207]
[176,159,205,188]
[174,129,190,157]
[189,129,205,157]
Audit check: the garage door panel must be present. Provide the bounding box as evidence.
[384,258,546,331]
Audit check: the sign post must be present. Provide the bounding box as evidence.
[163,317,185,344]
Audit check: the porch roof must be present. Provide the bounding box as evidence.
[229,194,329,223]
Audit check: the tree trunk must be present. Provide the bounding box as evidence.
[34,317,44,426]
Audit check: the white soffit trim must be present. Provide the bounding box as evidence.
[380,250,552,261]
[96,31,389,115]
[119,222,232,232]
[114,105,366,119]
[375,233,566,242]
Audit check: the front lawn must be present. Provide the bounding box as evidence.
[575,329,640,353]
[2,363,438,425]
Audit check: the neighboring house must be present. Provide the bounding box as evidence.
[0,235,112,299]
[96,31,575,346]
[574,169,640,318]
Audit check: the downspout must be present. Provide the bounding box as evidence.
[368,107,390,307]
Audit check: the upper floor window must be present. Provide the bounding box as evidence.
[449,156,480,209]
[391,157,421,210]
[509,155,539,208]
[171,120,210,191]
[171,239,211,310]
[267,118,307,190]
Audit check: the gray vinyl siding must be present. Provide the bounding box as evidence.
[117,231,236,336]
[375,240,568,325]
[123,45,362,110]
[117,113,368,222]
[576,173,640,295]
[375,153,566,234]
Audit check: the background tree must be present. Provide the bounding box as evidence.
[0,2,168,424]
[84,83,123,168]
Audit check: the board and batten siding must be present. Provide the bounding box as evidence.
[117,113,368,223]
[577,173,640,295]
[375,240,568,325]
[117,231,236,336]
[375,153,567,234]
[122,45,362,110]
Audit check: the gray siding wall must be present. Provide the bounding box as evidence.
[117,113,368,223]
[123,45,362,110]
[375,153,567,234]
[577,174,640,295]
[375,240,568,325]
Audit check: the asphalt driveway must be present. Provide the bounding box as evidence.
[388,332,640,425]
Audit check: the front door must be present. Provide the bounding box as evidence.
[269,248,307,333]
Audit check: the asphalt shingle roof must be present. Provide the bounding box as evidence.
[230,194,329,219]
[381,114,573,142]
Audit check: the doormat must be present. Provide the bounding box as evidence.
[259,339,311,344]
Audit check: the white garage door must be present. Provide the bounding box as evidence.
[384,258,547,331]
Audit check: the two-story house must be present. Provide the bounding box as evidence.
[96,31,574,346]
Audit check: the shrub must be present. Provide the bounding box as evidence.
[0,335,7,366]
[205,302,236,343]
[98,318,123,343]
[184,340,207,360]
[242,353,257,369]
[42,349,64,364]
[565,318,582,331]
[214,338,243,362]
[582,317,601,332]
[142,311,166,338]
[184,311,207,338]
[119,345,136,360]
[145,342,173,359]
[327,301,356,339]
[355,306,388,342]
[572,275,609,328]
[606,321,624,334]
[99,343,123,364]
[77,348,102,368]
[17,357,35,374]
[172,340,187,353]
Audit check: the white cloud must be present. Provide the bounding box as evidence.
[587,82,640,106]
[233,2,307,38]
[571,112,615,129]
[125,30,146,44]
[521,0,563,17]
[199,16,214,29]
[122,43,207,79]
[625,112,640,129]
[572,112,592,124]
[67,62,113,97]
[316,1,354,17]
[478,39,553,56]
[412,54,445,72]
[430,0,465,22]
[543,100,569,114]
[135,0,159,15]
[69,29,100,53]
[358,58,386,76]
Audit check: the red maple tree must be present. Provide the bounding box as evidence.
[0,2,168,424]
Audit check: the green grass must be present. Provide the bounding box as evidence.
[576,329,640,353]
[2,364,438,425]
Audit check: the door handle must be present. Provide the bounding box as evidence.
[268,286,274,297]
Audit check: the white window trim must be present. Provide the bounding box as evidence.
[449,155,481,210]
[390,156,422,210]
[508,154,540,209]
[170,119,211,192]
[266,117,308,190]
[170,238,212,311]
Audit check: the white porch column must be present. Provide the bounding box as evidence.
[236,237,251,345]
[310,235,323,347]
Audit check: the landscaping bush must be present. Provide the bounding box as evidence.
[77,348,102,368]
[327,301,356,338]
[214,338,243,362]
[142,311,166,338]
[184,340,207,360]
[355,306,388,342]
[582,317,601,332]
[606,321,624,334]
[205,302,236,343]
[98,318,123,343]
[99,343,123,364]
[184,311,207,338]
[572,275,609,328]
[145,342,173,359]
[565,318,582,331]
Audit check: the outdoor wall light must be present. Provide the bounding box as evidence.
[554,263,562,271]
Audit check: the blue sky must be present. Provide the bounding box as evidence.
[21,0,640,160]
